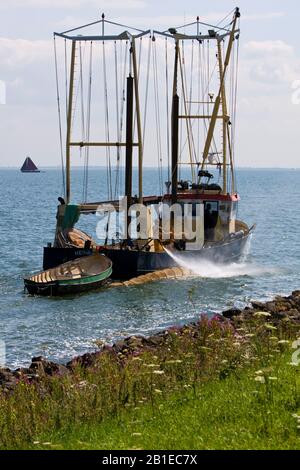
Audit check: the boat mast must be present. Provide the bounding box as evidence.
[201,7,240,192]
[66,40,76,204]
[131,38,144,203]
[217,40,228,194]
[171,40,180,204]
[54,18,149,208]
[125,74,134,238]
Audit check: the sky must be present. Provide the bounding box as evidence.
[0,0,300,168]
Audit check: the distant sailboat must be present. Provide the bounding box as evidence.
[20,157,40,173]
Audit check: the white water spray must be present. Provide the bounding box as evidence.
[164,246,280,279]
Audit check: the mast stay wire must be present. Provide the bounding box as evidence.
[178,44,196,181]
[118,40,129,198]
[133,37,143,145]
[79,41,86,201]
[54,36,66,198]
[102,39,112,201]
[64,39,68,117]
[165,37,171,184]
[114,40,121,200]
[231,23,240,193]
[152,38,164,195]
[179,40,219,167]
[142,35,152,146]
[83,41,93,203]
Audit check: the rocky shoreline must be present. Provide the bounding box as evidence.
[1,290,300,391]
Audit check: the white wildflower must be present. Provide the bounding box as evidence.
[254,311,271,318]
[254,376,265,384]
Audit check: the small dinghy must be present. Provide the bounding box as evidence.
[24,253,112,296]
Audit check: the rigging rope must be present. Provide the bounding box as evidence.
[142,35,152,145]
[231,26,240,193]
[79,42,86,202]
[133,37,143,141]
[178,45,196,180]
[178,41,219,172]
[118,40,129,197]
[165,37,171,183]
[64,39,68,117]
[102,40,112,201]
[152,38,163,195]
[114,40,121,200]
[83,41,93,203]
[54,36,66,198]
[102,39,112,244]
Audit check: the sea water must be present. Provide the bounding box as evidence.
[0,168,299,367]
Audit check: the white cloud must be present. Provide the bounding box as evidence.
[242,40,300,85]
[0,38,52,69]
[243,12,286,21]
[0,37,55,108]
[0,0,147,9]
[203,11,286,23]
[244,40,293,58]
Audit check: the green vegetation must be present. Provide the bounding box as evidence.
[0,314,300,450]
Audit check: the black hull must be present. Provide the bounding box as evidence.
[24,278,109,296]
[102,233,250,279]
[43,232,251,281]
[43,247,93,270]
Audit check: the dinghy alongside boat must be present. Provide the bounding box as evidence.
[24,253,112,296]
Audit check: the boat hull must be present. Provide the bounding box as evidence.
[25,254,112,296]
[43,247,93,270]
[43,231,251,280]
[101,232,251,279]
[24,275,110,296]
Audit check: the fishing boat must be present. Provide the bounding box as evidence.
[43,8,255,280]
[24,253,112,296]
[20,157,40,173]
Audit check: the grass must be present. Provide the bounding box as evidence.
[1,314,300,450]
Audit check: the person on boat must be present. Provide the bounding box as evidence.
[204,203,216,241]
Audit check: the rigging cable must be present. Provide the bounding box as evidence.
[114,40,121,200]
[54,36,66,198]
[179,39,219,170]
[118,40,129,197]
[102,39,112,201]
[133,37,143,142]
[232,26,240,193]
[197,39,201,162]
[178,44,196,180]
[64,39,68,117]
[142,35,152,145]
[83,41,93,203]
[165,37,171,184]
[79,41,86,201]
[102,39,112,244]
[152,37,163,195]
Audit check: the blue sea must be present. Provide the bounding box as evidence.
[0,168,299,368]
